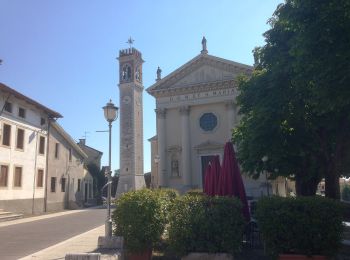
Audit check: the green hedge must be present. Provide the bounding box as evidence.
[256,196,344,257]
[112,189,166,253]
[153,188,179,222]
[168,194,245,256]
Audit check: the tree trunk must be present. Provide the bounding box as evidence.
[324,171,340,199]
[295,173,319,196]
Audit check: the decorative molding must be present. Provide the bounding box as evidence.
[179,106,190,115]
[194,140,224,152]
[147,54,253,96]
[167,145,182,153]
[155,108,166,119]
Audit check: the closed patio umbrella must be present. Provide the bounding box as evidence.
[219,142,250,222]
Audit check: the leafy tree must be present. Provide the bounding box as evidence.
[87,163,106,200]
[233,0,350,199]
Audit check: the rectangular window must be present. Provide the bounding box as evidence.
[4,102,12,113]
[61,178,66,192]
[39,136,45,154]
[2,123,11,146]
[51,177,56,192]
[0,165,8,187]
[37,169,44,187]
[69,148,72,162]
[16,128,24,150]
[18,107,26,118]
[40,117,46,126]
[55,143,59,159]
[77,179,81,192]
[14,166,22,187]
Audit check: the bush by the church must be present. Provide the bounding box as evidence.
[186,189,205,196]
[256,196,344,257]
[153,188,179,221]
[112,189,166,254]
[168,194,245,256]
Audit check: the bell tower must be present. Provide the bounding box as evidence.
[116,47,145,196]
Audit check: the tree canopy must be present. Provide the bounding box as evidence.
[233,0,350,198]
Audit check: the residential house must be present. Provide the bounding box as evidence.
[47,122,94,211]
[0,83,62,214]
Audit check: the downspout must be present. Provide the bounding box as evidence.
[43,118,52,212]
[31,130,39,214]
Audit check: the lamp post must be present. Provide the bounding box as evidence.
[261,155,270,196]
[103,99,118,238]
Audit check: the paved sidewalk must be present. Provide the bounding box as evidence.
[19,225,105,260]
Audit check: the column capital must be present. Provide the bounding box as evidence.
[179,105,190,115]
[155,108,166,119]
[225,100,236,110]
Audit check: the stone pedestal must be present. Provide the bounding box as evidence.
[97,236,124,249]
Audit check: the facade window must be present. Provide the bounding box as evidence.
[4,102,12,113]
[55,143,60,159]
[16,128,25,150]
[0,165,8,187]
[2,123,11,146]
[40,117,46,126]
[18,107,26,118]
[14,166,22,187]
[37,169,44,187]
[61,178,66,192]
[39,136,45,154]
[77,179,81,192]
[51,177,56,192]
[69,148,72,162]
[199,113,218,132]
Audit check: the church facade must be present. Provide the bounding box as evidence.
[147,38,271,197]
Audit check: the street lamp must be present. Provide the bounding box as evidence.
[261,155,270,196]
[103,99,118,238]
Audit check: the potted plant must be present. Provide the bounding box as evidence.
[256,196,344,259]
[112,189,166,260]
[168,194,245,259]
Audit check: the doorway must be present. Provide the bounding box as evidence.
[84,183,88,203]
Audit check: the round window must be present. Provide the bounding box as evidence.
[200,113,217,131]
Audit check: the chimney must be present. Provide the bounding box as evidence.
[79,139,86,146]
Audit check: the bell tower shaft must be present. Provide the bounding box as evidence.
[117,47,145,196]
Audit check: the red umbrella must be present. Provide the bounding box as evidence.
[219,142,250,222]
[209,155,221,196]
[203,163,212,195]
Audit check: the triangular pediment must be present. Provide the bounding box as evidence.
[147,53,253,96]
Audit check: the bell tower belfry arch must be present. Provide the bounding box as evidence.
[116,46,145,196]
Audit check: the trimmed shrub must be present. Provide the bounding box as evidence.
[256,196,344,257]
[186,189,205,196]
[153,188,179,221]
[112,189,166,253]
[168,194,245,256]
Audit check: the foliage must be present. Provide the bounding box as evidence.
[86,163,106,201]
[168,194,245,256]
[342,185,350,201]
[186,189,205,196]
[153,188,179,222]
[233,0,350,198]
[256,196,344,257]
[112,189,166,253]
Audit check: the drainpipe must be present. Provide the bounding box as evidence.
[31,130,39,214]
[43,118,51,212]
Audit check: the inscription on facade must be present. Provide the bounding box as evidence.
[160,88,235,104]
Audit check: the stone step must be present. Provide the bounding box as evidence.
[0,213,23,222]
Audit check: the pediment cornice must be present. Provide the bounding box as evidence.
[147,54,252,97]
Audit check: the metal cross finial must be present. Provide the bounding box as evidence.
[126,37,134,48]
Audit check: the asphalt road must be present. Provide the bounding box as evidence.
[0,208,105,260]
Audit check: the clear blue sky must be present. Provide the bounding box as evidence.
[0,0,283,173]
